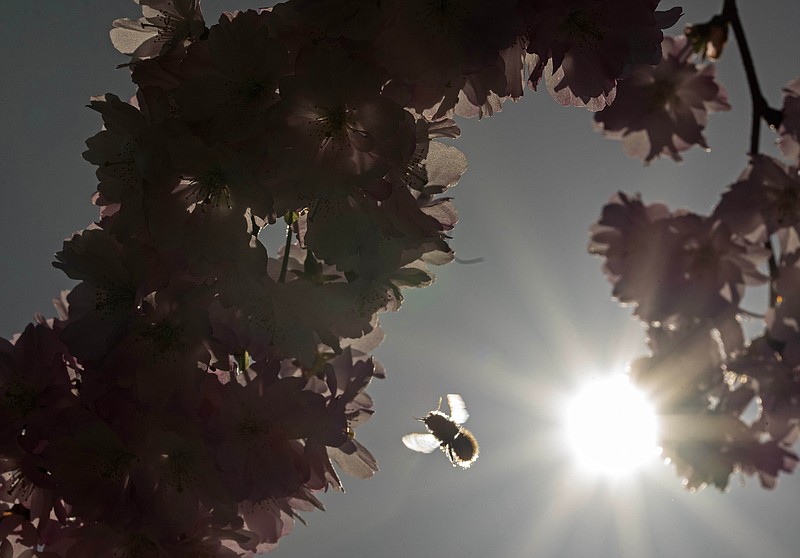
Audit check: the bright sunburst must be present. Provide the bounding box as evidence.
[564,374,660,477]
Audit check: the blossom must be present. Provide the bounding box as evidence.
[589,193,767,329]
[632,323,799,491]
[371,0,522,119]
[0,321,76,455]
[175,10,287,144]
[40,407,141,524]
[208,373,332,502]
[128,416,231,537]
[453,39,531,119]
[714,154,800,240]
[589,192,682,322]
[268,0,383,44]
[110,0,205,63]
[630,320,725,412]
[778,77,800,162]
[728,336,800,447]
[521,0,683,111]
[238,490,323,549]
[269,45,416,196]
[372,0,521,85]
[53,228,168,362]
[142,136,270,278]
[95,282,214,408]
[594,35,731,162]
[64,522,172,558]
[668,213,767,322]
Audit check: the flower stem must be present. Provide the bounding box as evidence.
[766,236,779,306]
[278,211,297,283]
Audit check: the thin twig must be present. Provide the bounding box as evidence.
[278,223,293,283]
[723,0,782,306]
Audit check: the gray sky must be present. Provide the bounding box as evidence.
[2,1,800,557]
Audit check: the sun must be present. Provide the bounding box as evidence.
[564,374,660,477]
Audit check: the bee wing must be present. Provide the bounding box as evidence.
[446,393,469,424]
[402,432,440,454]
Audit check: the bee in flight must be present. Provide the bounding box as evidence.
[402,393,479,468]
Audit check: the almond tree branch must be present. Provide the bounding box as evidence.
[722,0,783,307]
[722,0,783,155]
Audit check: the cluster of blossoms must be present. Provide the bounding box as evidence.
[4,0,790,555]
[590,43,800,489]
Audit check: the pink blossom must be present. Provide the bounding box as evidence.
[300,164,457,301]
[268,0,383,45]
[0,322,76,456]
[238,490,322,548]
[744,437,799,489]
[97,282,214,408]
[288,350,381,486]
[372,0,521,85]
[176,10,287,143]
[208,244,389,367]
[594,35,730,162]
[589,192,682,322]
[64,522,172,558]
[390,117,464,195]
[110,0,205,63]
[126,416,231,537]
[590,193,767,328]
[158,519,246,558]
[632,322,797,491]
[453,40,530,119]
[714,154,800,240]
[83,94,177,235]
[207,289,276,365]
[668,213,767,321]
[142,137,270,277]
[630,320,725,411]
[521,0,683,111]
[267,276,391,367]
[728,336,800,448]
[53,229,168,362]
[40,408,140,525]
[269,45,416,196]
[778,77,800,162]
[371,0,523,119]
[209,374,331,502]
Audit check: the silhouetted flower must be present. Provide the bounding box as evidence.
[590,192,766,326]
[714,154,800,240]
[522,0,683,111]
[269,45,415,196]
[209,374,330,502]
[594,35,730,162]
[53,229,168,362]
[111,0,205,63]
[176,9,287,143]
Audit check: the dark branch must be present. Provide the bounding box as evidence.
[722,0,783,154]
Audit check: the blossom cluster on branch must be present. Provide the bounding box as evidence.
[590,8,800,489]
[2,0,794,555]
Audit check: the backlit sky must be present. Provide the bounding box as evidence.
[2,2,800,557]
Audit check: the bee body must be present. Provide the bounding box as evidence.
[402,394,479,468]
